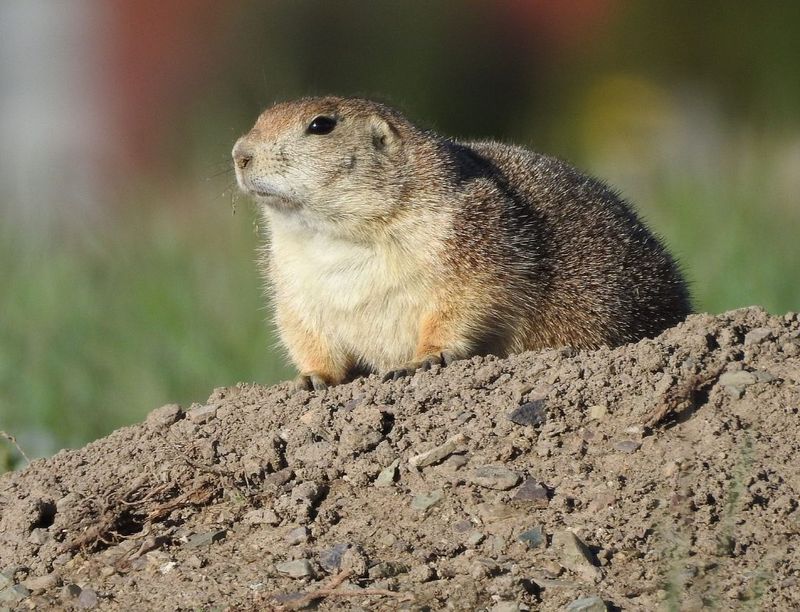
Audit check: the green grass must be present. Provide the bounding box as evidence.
[0,172,798,463]
[0,195,292,461]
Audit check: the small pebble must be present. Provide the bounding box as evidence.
[318,543,349,573]
[469,465,521,490]
[613,440,641,453]
[513,478,550,506]
[409,433,467,468]
[27,528,49,546]
[518,525,546,549]
[285,526,309,546]
[146,403,183,429]
[275,559,315,579]
[77,587,99,609]
[61,584,82,600]
[408,564,435,583]
[374,459,400,487]
[753,370,776,383]
[291,481,323,505]
[719,371,757,398]
[367,561,408,579]
[0,584,30,603]
[340,546,369,577]
[782,341,799,357]
[744,327,773,345]
[466,531,486,547]
[552,530,602,583]
[411,490,444,511]
[185,529,227,549]
[506,400,547,426]
[566,595,607,611]
[243,508,280,526]
[491,602,521,612]
[186,403,218,423]
[588,405,608,420]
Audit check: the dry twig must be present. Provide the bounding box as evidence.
[1,430,30,466]
[273,569,414,610]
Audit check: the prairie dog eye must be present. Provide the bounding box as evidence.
[306,116,337,135]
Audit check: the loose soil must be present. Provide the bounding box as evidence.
[1,307,799,611]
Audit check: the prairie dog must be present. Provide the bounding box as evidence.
[232,97,691,390]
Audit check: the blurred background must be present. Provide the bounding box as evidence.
[2,0,799,466]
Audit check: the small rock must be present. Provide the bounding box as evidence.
[542,561,563,577]
[662,461,680,477]
[552,530,602,583]
[185,555,204,569]
[411,490,444,511]
[272,592,308,606]
[753,370,776,383]
[587,493,616,513]
[340,546,369,578]
[374,459,400,487]
[243,508,280,526]
[512,382,536,403]
[441,453,470,473]
[782,341,799,357]
[0,584,30,603]
[185,529,227,549]
[588,405,607,420]
[518,525,546,549]
[285,526,309,546]
[470,558,499,580]
[275,559,315,579]
[506,400,547,426]
[566,595,607,611]
[513,478,550,506]
[469,465,521,490]
[264,468,294,488]
[160,561,177,574]
[409,433,467,468]
[491,602,520,612]
[49,557,71,573]
[146,403,183,429]
[27,528,49,546]
[490,535,507,555]
[186,404,218,423]
[613,440,641,453]
[77,587,98,609]
[61,584,82,600]
[368,561,408,579]
[466,531,486,547]
[291,481,323,505]
[319,543,349,573]
[718,371,757,398]
[23,573,61,593]
[744,327,773,345]
[99,565,116,578]
[408,564,435,583]
[531,576,582,589]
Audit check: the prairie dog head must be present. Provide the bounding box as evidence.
[233,97,412,236]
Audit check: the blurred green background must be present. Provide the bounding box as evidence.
[1,1,799,465]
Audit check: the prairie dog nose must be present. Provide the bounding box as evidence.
[232,140,253,170]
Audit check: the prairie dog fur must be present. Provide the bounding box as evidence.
[233,97,691,390]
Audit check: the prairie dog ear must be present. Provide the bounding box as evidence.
[369,116,402,155]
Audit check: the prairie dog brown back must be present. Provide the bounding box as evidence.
[233,96,691,390]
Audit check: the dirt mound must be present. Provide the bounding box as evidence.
[1,307,799,611]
